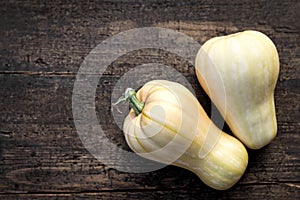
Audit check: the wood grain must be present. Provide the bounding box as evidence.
[0,0,299,199]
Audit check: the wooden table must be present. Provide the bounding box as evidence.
[0,0,299,199]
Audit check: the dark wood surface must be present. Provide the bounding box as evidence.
[0,0,299,199]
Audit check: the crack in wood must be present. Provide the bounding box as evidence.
[0,181,299,195]
[0,71,77,76]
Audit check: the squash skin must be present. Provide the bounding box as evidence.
[123,80,248,190]
[195,30,280,149]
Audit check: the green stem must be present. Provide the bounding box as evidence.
[125,88,144,115]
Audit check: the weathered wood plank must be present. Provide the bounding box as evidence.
[0,1,299,80]
[0,184,299,200]
[0,74,299,195]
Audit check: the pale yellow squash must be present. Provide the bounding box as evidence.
[123,80,248,190]
[195,30,280,149]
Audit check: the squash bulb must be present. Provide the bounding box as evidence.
[195,30,280,149]
[123,80,248,190]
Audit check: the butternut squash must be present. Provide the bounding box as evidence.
[122,80,248,190]
[195,30,280,149]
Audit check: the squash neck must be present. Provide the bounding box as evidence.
[125,88,144,115]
